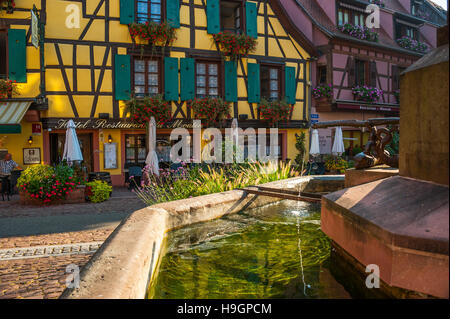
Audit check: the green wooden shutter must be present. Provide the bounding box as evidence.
[166,0,180,28]
[247,63,260,103]
[180,58,195,101]
[284,66,296,104]
[164,57,179,101]
[245,1,258,38]
[120,0,135,25]
[114,54,131,100]
[225,61,237,102]
[207,0,220,34]
[8,29,27,83]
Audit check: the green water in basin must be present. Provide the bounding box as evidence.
[148,200,351,299]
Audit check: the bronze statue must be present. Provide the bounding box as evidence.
[312,118,399,169]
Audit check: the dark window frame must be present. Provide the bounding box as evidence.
[317,65,327,85]
[260,63,283,101]
[355,59,369,86]
[397,23,419,40]
[135,0,165,24]
[131,55,163,97]
[0,27,8,79]
[194,59,223,98]
[337,5,366,27]
[220,0,246,34]
[125,134,148,165]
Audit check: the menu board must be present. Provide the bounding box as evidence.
[104,143,118,169]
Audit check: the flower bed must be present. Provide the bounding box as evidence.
[312,84,332,99]
[339,23,378,42]
[324,156,349,174]
[125,94,172,125]
[190,97,231,127]
[257,99,292,127]
[352,85,383,103]
[128,21,177,47]
[212,31,257,61]
[17,164,83,205]
[396,36,428,53]
[0,79,18,99]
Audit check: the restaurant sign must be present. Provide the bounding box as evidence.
[336,103,399,113]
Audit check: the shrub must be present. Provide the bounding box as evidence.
[324,156,349,173]
[190,97,231,127]
[85,180,112,203]
[257,99,292,127]
[125,94,172,125]
[17,164,81,204]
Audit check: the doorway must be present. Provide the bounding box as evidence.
[49,133,94,172]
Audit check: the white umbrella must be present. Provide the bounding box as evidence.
[331,126,345,156]
[309,129,320,156]
[62,119,83,164]
[145,117,159,176]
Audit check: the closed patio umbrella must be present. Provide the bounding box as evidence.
[62,119,83,164]
[145,117,159,176]
[309,129,320,157]
[331,126,345,156]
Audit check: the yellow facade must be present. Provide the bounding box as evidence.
[1,0,312,183]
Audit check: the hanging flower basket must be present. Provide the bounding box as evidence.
[129,21,177,47]
[339,23,379,42]
[257,99,292,127]
[190,97,231,127]
[312,84,333,99]
[0,0,15,14]
[352,86,383,103]
[212,31,257,61]
[125,94,172,126]
[0,79,19,99]
[396,36,428,53]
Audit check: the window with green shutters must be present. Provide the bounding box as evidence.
[120,0,180,27]
[114,54,131,101]
[164,57,179,101]
[180,58,195,101]
[207,0,221,34]
[247,63,260,103]
[224,61,237,102]
[284,66,296,104]
[245,1,257,38]
[8,29,27,83]
[120,0,135,24]
[166,0,180,28]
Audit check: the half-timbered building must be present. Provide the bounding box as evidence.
[1,0,314,185]
[279,0,445,154]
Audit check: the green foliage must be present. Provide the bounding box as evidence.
[294,132,306,166]
[17,164,54,186]
[125,94,172,125]
[385,129,399,155]
[324,156,349,174]
[352,147,363,156]
[191,97,231,127]
[135,161,299,206]
[85,180,112,203]
[257,99,292,127]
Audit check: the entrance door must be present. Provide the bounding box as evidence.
[49,133,94,172]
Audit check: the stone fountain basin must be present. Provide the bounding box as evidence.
[60,175,344,299]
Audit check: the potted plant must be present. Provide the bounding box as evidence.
[396,36,428,53]
[312,84,332,103]
[85,180,112,203]
[212,31,257,61]
[0,79,19,99]
[257,98,292,127]
[339,23,379,42]
[190,96,231,127]
[125,94,172,126]
[129,21,177,56]
[352,85,383,103]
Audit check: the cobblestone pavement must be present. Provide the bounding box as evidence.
[0,188,147,299]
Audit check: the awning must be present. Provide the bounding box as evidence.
[0,101,33,133]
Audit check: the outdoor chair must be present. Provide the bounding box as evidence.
[1,176,11,201]
[9,170,22,195]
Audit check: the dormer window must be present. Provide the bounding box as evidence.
[338,3,367,26]
[396,19,419,40]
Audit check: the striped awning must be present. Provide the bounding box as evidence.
[0,101,33,134]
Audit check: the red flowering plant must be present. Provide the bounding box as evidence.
[257,98,292,127]
[190,97,231,127]
[17,164,82,204]
[129,21,177,47]
[0,0,15,13]
[125,94,172,126]
[0,79,19,99]
[212,31,257,61]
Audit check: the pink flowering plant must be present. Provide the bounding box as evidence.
[339,23,379,42]
[17,164,82,204]
[352,85,383,103]
[312,84,333,99]
[397,36,428,53]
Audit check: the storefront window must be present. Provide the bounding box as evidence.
[125,134,147,165]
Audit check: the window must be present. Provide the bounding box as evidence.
[136,0,163,24]
[398,24,418,39]
[125,134,147,165]
[0,29,7,78]
[317,66,327,85]
[196,61,221,98]
[260,65,281,101]
[338,6,366,26]
[355,59,368,86]
[220,0,244,33]
[133,58,161,97]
